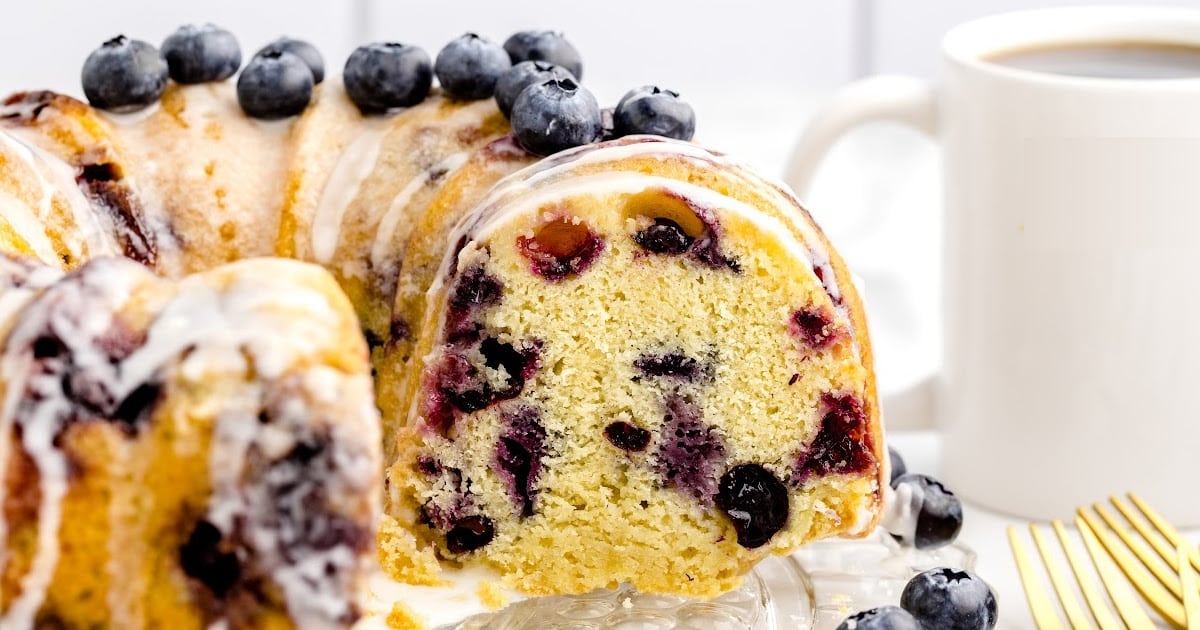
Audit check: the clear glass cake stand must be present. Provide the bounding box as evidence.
[432,532,976,630]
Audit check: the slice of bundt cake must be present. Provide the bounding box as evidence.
[0,255,379,629]
[387,136,882,597]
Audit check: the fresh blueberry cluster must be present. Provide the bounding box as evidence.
[82,26,700,154]
[81,25,324,119]
[835,447,995,630]
[491,31,697,156]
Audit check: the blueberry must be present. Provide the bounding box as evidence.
[503,30,583,79]
[445,514,495,553]
[604,421,651,452]
[889,473,963,550]
[901,568,998,630]
[236,50,313,119]
[836,606,921,630]
[434,33,512,101]
[343,42,433,113]
[81,36,168,112]
[715,463,789,549]
[889,445,908,484]
[613,85,696,141]
[633,218,693,255]
[494,60,574,118]
[510,78,602,156]
[255,37,324,84]
[161,24,241,84]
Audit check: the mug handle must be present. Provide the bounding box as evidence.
[783,75,940,430]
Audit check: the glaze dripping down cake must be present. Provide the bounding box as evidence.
[0,23,883,628]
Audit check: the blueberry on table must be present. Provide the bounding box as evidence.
[889,472,963,550]
[503,30,583,79]
[435,33,512,100]
[343,42,433,113]
[510,78,602,156]
[494,60,574,118]
[888,445,907,484]
[161,24,241,83]
[901,567,998,630]
[82,36,168,111]
[237,50,313,119]
[836,605,921,630]
[612,85,696,141]
[255,37,325,84]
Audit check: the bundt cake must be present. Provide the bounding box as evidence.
[0,23,883,627]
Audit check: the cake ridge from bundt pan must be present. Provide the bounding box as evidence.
[0,26,881,628]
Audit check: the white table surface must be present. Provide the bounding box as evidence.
[891,429,1191,630]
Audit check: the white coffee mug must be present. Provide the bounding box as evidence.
[786,6,1200,524]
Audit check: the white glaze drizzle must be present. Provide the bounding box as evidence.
[0,257,376,629]
[0,128,122,264]
[0,189,57,264]
[311,123,389,263]
[880,482,921,545]
[0,256,62,572]
[0,131,58,261]
[369,151,469,267]
[452,137,842,301]
[0,258,141,630]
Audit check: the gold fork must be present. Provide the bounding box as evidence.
[1008,493,1200,629]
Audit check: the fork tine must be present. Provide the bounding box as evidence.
[1009,526,1068,630]
[1092,503,1182,598]
[1029,524,1094,630]
[1077,508,1186,628]
[1075,515,1158,630]
[1179,543,1200,627]
[1052,520,1122,630]
[1127,493,1200,574]
[1110,495,1179,571]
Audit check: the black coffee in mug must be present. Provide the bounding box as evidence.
[987,41,1200,79]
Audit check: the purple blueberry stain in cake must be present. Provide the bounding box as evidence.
[421,336,542,436]
[480,336,542,400]
[420,350,482,435]
[438,351,491,413]
[517,215,605,281]
[653,394,726,503]
[794,392,877,484]
[492,406,548,517]
[604,421,651,452]
[445,514,495,553]
[632,350,713,383]
[716,463,790,549]
[790,306,844,350]
[445,263,503,341]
